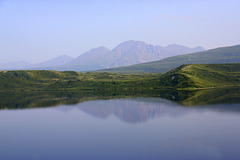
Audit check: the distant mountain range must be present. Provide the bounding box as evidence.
[99,44,240,73]
[28,55,74,69]
[0,40,204,71]
[0,61,31,70]
[0,55,74,70]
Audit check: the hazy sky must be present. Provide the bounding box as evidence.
[0,0,240,64]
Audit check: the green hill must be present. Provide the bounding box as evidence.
[0,70,162,91]
[148,63,240,89]
[98,45,240,73]
[0,63,239,91]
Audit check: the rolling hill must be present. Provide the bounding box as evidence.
[98,45,240,73]
[0,63,239,91]
[149,63,240,89]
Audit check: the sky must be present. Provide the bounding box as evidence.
[0,0,240,64]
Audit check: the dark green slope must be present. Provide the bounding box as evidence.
[98,45,240,73]
[0,70,162,91]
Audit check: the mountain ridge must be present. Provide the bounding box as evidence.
[98,44,240,73]
[0,40,204,71]
[60,40,204,71]
[108,40,204,68]
[0,61,31,70]
[27,55,74,69]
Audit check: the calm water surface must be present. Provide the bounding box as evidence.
[0,97,239,160]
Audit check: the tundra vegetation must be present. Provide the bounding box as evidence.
[1,63,239,92]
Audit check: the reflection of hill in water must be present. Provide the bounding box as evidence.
[0,87,239,123]
[72,98,191,123]
[56,97,240,123]
[0,90,184,110]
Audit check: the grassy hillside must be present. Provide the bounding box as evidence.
[0,63,239,91]
[154,63,240,89]
[98,45,240,73]
[0,70,162,91]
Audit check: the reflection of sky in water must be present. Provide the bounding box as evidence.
[0,98,239,160]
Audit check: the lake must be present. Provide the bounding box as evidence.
[0,89,239,160]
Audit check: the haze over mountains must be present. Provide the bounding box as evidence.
[0,61,31,70]
[99,44,240,73]
[28,55,74,69]
[0,40,204,71]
